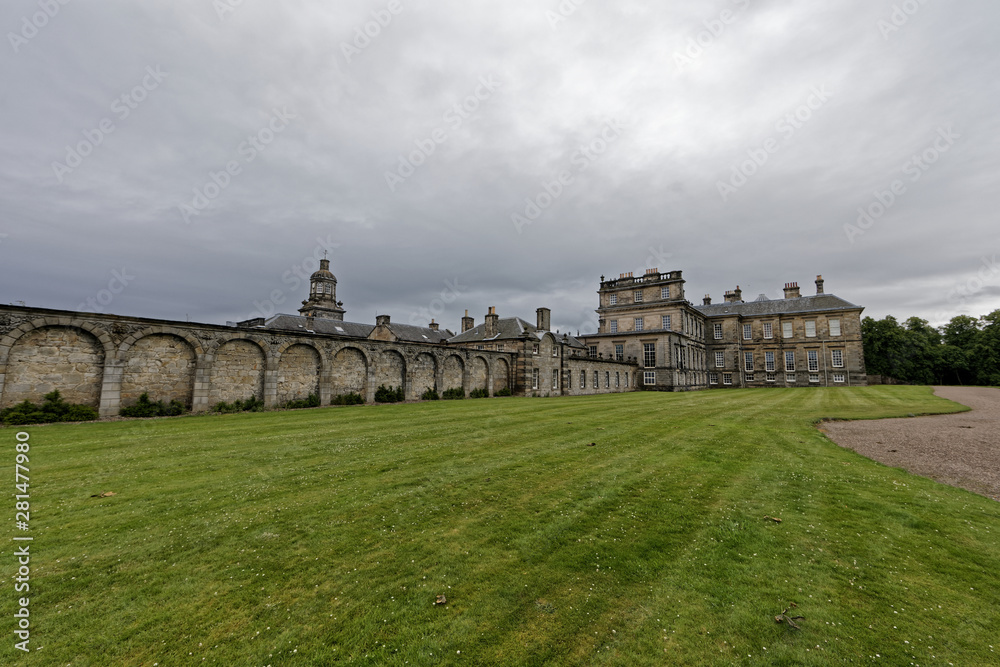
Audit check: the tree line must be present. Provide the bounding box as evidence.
[862,310,1000,386]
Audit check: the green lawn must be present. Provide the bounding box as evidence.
[5,387,999,665]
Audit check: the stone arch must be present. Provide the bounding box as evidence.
[2,325,107,408]
[118,326,205,360]
[469,356,488,391]
[442,355,464,392]
[331,346,368,398]
[0,317,115,365]
[121,333,197,408]
[208,338,266,404]
[375,349,406,392]
[411,352,437,399]
[276,343,322,405]
[493,358,510,393]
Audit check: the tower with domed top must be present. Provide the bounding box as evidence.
[298,257,346,320]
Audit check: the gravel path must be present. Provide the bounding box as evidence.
[821,386,1000,502]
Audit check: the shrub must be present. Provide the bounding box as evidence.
[331,393,365,406]
[0,390,99,425]
[469,387,489,399]
[442,388,465,400]
[211,396,265,413]
[495,387,512,397]
[120,393,189,418]
[421,387,440,401]
[375,385,405,403]
[283,394,321,409]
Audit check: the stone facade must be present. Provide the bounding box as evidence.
[582,271,866,390]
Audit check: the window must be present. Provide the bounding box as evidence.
[785,351,795,372]
[634,317,644,332]
[805,321,817,338]
[567,372,572,390]
[552,370,559,389]
[782,322,793,338]
[808,350,819,372]
[643,343,656,368]
[786,373,796,383]
[709,372,719,385]
[634,290,643,303]
[609,320,618,334]
[763,322,773,339]
[833,373,845,383]
[593,371,599,388]
[831,350,844,368]
[609,293,617,306]
[744,352,754,372]
[624,373,629,387]
[745,374,755,382]
[715,351,725,368]
[615,344,624,361]
[497,344,504,352]
[661,286,670,299]
[662,315,671,330]
[765,351,775,372]
[588,345,597,358]
[553,346,559,357]
[477,345,484,350]
[532,368,539,389]
[714,323,723,339]
[605,372,610,388]
[615,372,620,387]
[743,324,752,340]
[643,371,656,385]
[723,373,733,385]
[830,319,841,337]
[766,373,776,383]
[580,370,586,388]
[809,373,820,383]
[533,344,539,355]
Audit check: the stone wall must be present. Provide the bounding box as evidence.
[121,333,196,407]
[0,306,524,417]
[276,344,321,404]
[3,325,106,406]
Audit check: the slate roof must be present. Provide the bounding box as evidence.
[447,316,587,349]
[256,314,453,343]
[695,294,862,318]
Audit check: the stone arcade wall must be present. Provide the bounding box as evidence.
[0,306,520,418]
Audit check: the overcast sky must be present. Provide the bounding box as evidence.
[2,0,998,335]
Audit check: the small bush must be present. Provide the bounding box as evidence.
[331,393,365,405]
[421,387,440,401]
[375,385,405,403]
[495,387,512,397]
[211,396,265,413]
[283,394,321,409]
[442,388,465,400]
[120,393,190,418]
[469,387,489,399]
[0,390,99,425]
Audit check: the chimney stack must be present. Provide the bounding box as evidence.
[376,314,391,327]
[723,286,743,303]
[703,294,712,306]
[428,319,439,331]
[784,282,801,299]
[815,275,825,295]
[536,307,551,332]
[461,309,474,333]
[484,307,499,337]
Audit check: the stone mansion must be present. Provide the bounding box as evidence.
[0,259,865,417]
